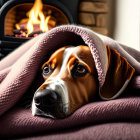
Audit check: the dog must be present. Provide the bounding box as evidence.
[31,45,134,119]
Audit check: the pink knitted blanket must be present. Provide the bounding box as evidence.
[0,25,140,139]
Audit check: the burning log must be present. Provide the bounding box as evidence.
[13,26,44,38]
[13,26,27,38]
[28,31,43,37]
[13,0,56,39]
[14,27,27,34]
[13,22,54,38]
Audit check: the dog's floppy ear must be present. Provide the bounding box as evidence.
[99,46,135,100]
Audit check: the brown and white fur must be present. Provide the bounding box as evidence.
[32,45,134,119]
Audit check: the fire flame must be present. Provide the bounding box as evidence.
[15,0,56,37]
[26,0,50,35]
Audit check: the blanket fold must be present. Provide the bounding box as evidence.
[0,25,140,139]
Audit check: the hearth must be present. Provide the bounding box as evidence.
[0,0,79,59]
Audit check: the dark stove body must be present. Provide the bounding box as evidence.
[0,0,79,60]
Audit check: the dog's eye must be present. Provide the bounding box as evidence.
[72,64,88,77]
[43,65,52,76]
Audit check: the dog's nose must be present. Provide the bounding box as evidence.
[34,89,60,111]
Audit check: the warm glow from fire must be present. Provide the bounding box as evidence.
[26,0,50,35]
[15,0,56,37]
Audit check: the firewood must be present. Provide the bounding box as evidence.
[28,31,43,37]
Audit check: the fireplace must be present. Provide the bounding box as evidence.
[5,3,69,38]
[0,0,109,60]
[0,0,79,59]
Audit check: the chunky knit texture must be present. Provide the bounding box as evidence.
[0,25,140,139]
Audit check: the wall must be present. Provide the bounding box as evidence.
[107,0,140,51]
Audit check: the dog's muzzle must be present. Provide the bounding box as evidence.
[32,79,69,118]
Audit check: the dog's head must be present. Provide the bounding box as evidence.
[32,45,99,118]
[32,45,134,119]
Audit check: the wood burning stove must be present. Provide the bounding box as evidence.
[0,0,79,59]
